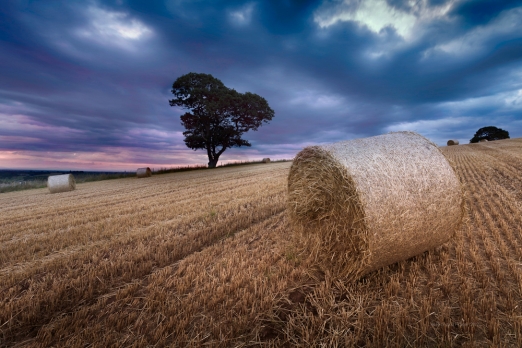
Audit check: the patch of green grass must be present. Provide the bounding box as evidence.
[285,247,302,266]
[0,181,47,193]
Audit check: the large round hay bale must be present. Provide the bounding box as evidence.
[447,139,459,146]
[136,167,152,178]
[262,158,271,163]
[48,174,76,194]
[287,131,464,279]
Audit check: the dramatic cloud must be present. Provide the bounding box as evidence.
[0,0,521,170]
[314,0,455,40]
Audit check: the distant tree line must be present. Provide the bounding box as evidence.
[470,126,510,143]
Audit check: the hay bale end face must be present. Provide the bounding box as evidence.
[287,131,464,279]
[262,158,271,163]
[447,139,459,146]
[48,174,76,194]
[136,167,152,178]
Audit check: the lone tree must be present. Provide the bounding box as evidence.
[169,73,274,168]
[470,126,510,143]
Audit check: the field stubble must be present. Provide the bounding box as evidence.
[1,140,522,347]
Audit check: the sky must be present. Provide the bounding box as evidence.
[1,0,522,171]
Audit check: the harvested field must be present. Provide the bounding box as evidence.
[1,139,522,347]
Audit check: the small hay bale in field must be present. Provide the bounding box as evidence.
[262,158,271,163]
[447,139,459,146]
[287,131,464,280]
[48,174,76,194]
[136,167,152,178]
[479,139,488,142]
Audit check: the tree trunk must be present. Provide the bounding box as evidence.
[207,145,225,168]
[208,158,219,168]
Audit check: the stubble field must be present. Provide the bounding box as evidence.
[1,139,522,347]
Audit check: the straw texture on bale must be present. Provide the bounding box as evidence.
[447,139,459,146]
[262,158,271,163]
[48,174,76,194]
[136,167,152,178]
[287,131,464,279]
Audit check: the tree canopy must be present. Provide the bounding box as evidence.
[169,73,274,168]
[470,126,510,143]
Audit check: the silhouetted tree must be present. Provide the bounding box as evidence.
[470,126,510,143]
[169,73,274,168]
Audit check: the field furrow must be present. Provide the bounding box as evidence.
[0,172,287,266]
[29,213,300,347]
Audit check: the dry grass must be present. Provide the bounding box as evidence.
[1,139,522,347]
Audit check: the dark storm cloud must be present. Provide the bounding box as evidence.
[255,1,320,34]
[450,0,522,25]
[274,16,519,104]
[0,1,183,157]
[1,0,522,170]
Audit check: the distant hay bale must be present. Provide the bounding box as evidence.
[48,174,76,194]
[287,131,464,279]
[136,167,152,178]
[262,158,271,163]
[447,140,459,146]
[479,139,488,142]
